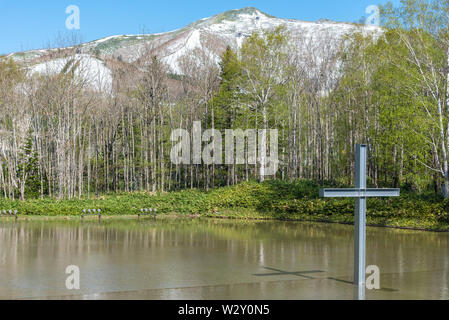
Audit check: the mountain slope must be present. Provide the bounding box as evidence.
[9,7,381,90]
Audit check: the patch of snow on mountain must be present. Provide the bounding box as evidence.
[161,29,203,74]
[30,54,112,93]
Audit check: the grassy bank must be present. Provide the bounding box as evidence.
[1,180,449,231]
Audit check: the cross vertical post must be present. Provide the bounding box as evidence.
[354,144,367,287]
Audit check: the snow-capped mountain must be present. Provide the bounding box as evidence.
[8,7,381,91]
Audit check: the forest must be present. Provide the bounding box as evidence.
[1,0,449,203]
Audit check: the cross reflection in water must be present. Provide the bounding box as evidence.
[253,267,398,296]
[253,267,325,279]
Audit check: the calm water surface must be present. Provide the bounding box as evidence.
[0,218,448,299]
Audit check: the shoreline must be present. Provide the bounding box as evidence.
[1,211,447,233]
[206,213,449,233]
[1,180,448,232]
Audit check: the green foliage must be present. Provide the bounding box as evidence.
[1,180,448,230]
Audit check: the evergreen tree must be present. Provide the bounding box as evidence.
[17,132,41,200]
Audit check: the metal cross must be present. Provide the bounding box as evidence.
[319,144,400,287]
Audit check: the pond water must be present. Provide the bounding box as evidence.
[0,218,448,300]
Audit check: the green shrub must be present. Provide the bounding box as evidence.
[0,180,448,230]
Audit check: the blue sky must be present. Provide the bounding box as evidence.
[0,0,402,54]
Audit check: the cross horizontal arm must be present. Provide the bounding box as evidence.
[319,188,400,198]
